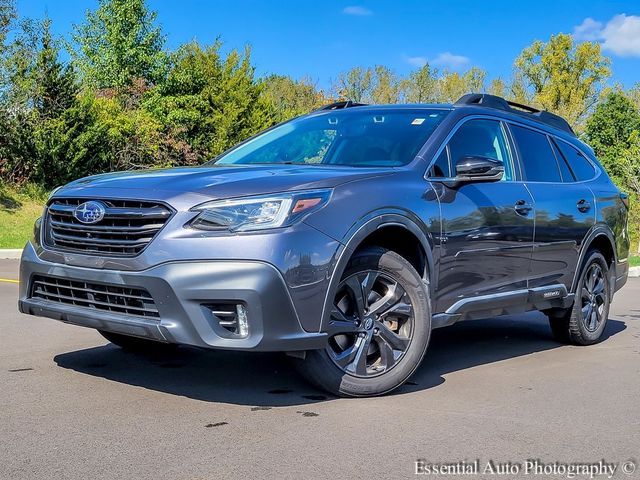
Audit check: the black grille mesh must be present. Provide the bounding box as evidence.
[30,275,159,319]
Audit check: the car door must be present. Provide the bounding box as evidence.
[509,124,596,291]
[429,118,535,313]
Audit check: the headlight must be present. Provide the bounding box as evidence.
[190,189,332,232]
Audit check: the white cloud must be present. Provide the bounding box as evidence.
[573,17,603,41]
[343,6,373,16]
[431,52,470,70]
[601,14,640,56]
[404,55,428,68]
[573,14,640,57]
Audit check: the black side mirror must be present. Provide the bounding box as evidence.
[454,155,504,183]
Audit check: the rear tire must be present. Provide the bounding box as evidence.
[99,330,177,353]
[547,250,610,345]
[295,247,431,397]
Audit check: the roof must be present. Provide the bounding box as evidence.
[314,94,576,137]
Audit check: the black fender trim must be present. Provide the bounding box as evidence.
[571,224,617,294]
[318,211,435,333]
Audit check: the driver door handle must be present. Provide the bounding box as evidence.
[514,199,533,216]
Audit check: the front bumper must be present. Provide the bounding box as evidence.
[18,242,328,351]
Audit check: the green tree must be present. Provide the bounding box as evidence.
[437,67,486,103]
[34,18,77,118]
[487,78,506,98]
[585,90,640,252]
[584,91,640,178]
[0,0,15,53]
[144,41,272,163]
[333,66,373,102]
[401,64,438,103]
[71,0,166,90]
[371,66,400,104]
[260,74,328,121]
[514,33,610,129]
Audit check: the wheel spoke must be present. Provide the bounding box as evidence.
[581,287,591,302]
[380,299,413,318]
[589,309,598,330]
[333,337,361,369]
[345,275,367,319]
[582,302,593,320]
[375,335,396,370]
[351,334,372,376]
[360,272,378,303]
[593,278,604,296]
[375,320,409,351]
[368,282,405,316]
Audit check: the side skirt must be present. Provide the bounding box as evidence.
[432,284,574,329]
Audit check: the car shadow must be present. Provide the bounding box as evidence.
[53,312,627,407]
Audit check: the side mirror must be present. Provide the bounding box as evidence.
[454,155,504,183]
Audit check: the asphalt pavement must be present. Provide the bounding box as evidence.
[1,258,638,479]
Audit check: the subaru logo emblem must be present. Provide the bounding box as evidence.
[73,201,106,224]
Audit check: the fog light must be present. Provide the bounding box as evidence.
[206,302,249,338]
[236,304,249,338]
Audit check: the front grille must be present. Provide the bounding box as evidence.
[44,198,173,256]
[30,275,159,318]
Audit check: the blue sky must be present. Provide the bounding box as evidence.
[16,0,640,91]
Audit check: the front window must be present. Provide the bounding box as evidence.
[430,118,514,180]
[212,109,449,167]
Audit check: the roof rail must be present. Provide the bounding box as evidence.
[316,100,368,111]
[454,93,575,136]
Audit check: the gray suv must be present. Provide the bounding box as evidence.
[19,94,630,397]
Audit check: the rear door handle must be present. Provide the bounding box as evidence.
[514,199,533,216]
[577,199,591,213]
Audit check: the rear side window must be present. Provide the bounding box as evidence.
[555,141,596,181]
[511,125,561,182]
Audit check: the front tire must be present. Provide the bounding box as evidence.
[295,247,431,397]
[548,250,611,345]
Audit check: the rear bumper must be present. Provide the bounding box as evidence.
[18,242,327,351]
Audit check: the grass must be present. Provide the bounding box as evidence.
[0,183,47,249]
[630,256,640,268]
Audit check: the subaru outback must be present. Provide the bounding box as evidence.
[18,93,630,397]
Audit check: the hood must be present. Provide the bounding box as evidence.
[60,164,394,200]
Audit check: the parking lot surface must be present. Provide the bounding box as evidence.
[1,258,639,479]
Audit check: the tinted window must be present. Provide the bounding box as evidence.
[555,141,596,181]
[511,125,561,182]
[550,140,575,182]
[435,119,513,180]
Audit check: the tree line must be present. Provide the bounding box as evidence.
[0,0,639,250]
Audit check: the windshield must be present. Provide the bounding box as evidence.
[212,108,449,167]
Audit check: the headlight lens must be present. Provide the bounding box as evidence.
[190,189,332,232]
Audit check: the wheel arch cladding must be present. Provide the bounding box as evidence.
[572,227,616,294]
[319,214,435,332]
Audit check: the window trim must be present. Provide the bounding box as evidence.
[424,114,601,184]
[552,136,598,183]
[549,136,577,182]
[423,115,517,181]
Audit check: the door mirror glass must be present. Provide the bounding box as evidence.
[455,155,504,182]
